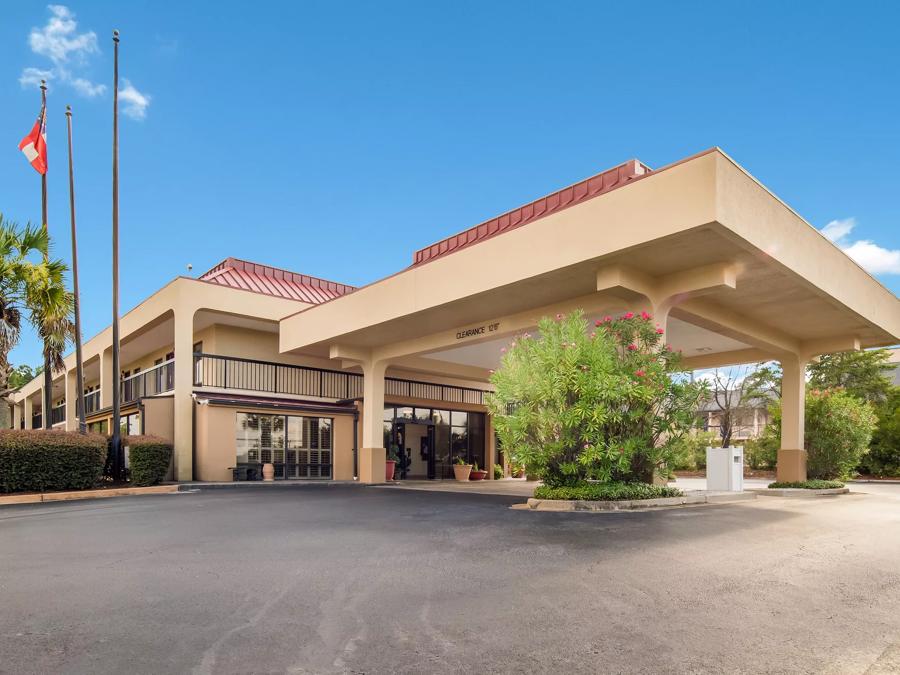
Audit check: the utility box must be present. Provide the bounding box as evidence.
[706,446,744,492]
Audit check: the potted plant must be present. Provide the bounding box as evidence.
[469,462,488,481]
[510,461,525,478]
[385,447,399,481]
[453,456,472,482]
[493,463,504,480]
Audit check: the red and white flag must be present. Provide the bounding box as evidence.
[18,107,48,175]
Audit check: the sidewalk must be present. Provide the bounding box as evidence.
[0,484,178,506]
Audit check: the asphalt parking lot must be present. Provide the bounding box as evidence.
[2,484,900,674]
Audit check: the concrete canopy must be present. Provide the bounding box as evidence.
[279,148,899,366]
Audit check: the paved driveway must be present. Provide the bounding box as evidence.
[2,484,900,674]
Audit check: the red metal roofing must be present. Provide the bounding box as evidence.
[199,258,355,304]
[412,159,651,266]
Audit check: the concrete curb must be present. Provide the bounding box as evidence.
[0,484,178,506]
[519,491,756,512]
[176,481,360,491]
[752,487,850,497]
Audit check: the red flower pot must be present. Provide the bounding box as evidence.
[469,469,488,481]
[385,459,397,481]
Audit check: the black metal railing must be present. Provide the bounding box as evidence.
[121,359,175,404]
[193,353,490,406]
[84,390,101,415]
[384,377,486,405]
[50,404,66,426]
[31,413,42,429]
[194,353,363,399]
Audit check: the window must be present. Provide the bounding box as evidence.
[235,412,333,479]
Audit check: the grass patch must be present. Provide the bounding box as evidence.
[534,481,683,501]
[768,479,845,489]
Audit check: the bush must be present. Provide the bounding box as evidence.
[745,437,777,470]
[488,310,705,486]
[0,430,107,493]
[493,463,503,480]
[127,435,173,486]
[768,480,844,489]
[534,481,683,501]
[670,430,719,470]
[760,390,877,480]
[860,388,900,477]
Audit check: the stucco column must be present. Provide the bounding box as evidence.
[777,355,807,482]
[359,359,387,484]
[24,395,34,429]
[100,347,113,409]
[65,369,77,431]
[12,402,22,430]
[172,310,195,481]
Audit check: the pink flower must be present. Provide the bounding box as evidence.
[594,319,602,327]
[500,347,507,354]
[511,341,517,347]
[603,315,612,323]
[581,365,589,371]
[627,343,638,351]
[635,369,646,377]
[570,342,577,347]
[488,369,494,374]
[656,327,665,334]
[590,331,596,339]
[623,312,634,320]
[555,313,563,320]
[641,311,651,321]
[583,443,590,449]
[523,332,531,339]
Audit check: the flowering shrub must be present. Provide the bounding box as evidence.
[487,310,706,486]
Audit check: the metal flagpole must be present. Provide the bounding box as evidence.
[65,105,87,434]
[40,80,53,430]
[111,30,123,477]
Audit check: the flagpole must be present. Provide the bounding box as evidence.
[65,105,86,434]
[40,79,52,430]
[111,30,123,478]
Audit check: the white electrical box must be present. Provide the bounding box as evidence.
[706,446,744,492]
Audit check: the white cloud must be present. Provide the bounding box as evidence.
[119,79,150,120]
[70,76,105,97]
[19,5,114,106]
[28,5,98,64]
[820,217,900,275]
[19,66,53,88]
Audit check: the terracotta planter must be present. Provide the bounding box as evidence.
[469,470,487,481]
[385,459,397,481]
[262,463,275,482]
[453,464,473,482]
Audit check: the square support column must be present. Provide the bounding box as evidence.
[65,369,78,431]
[777,355,808,482]
[23,396,34,429]
[359,360,387,484]
[12,402,22,430]
[172,311,195,481]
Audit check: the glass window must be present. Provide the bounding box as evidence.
[414,407,431,422]
[383,405,395,421]
[237,413,332,479]
[451,411,468,427]
[395,406,414,421]
[432,409,450,426]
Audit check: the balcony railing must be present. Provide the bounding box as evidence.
[50,404,66,426]
[31,413,42,429]
[194,353,363,400]
[84,390,101,415]
[122,359,175,404]
[193,353,489,406]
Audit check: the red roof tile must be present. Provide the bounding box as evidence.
[199,258,355,304]
[412,159,651,266]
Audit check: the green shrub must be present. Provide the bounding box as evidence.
[127,435,173,487]
[670,430,719,470]
[488,310,706,486]
[0,430,107,493]
[493,463,503,480]
[533,481,682,501]
[745,437,777,470]
[760,390,877,480]
[768,480,845,489]
[860,388,900,477]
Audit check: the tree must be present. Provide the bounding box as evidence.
[7,364,43,390]
[0,215,74,427]
[861,388,900,477]
[704,366,760,448]
[758,390,877,479]
[487,310,706,486]
[808,349,894,403]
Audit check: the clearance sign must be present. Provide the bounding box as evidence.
[455,322,501,340]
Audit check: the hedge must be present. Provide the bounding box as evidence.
[533,481,683,501]
[768,480,845,489]
[127,435,173,486]
[0,430,107,493]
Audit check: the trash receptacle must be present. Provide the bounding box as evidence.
[705,446,744,491]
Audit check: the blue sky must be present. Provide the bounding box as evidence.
[2,1,899,367]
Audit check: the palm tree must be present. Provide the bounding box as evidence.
[0,214,74,428]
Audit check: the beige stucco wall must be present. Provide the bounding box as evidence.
[195,402,356,482]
